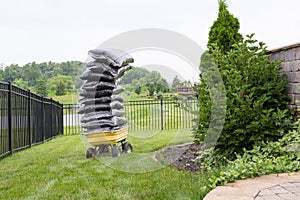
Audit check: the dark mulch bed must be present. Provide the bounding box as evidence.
[154,142,206,173]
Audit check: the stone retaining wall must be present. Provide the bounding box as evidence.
[269,43,300,112]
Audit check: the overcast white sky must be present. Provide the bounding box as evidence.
[1,0,299,70]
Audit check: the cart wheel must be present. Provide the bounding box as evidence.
[122,142,133,153]
[98,144,110,153]
[86,147,96,158]
[112,146,121,157]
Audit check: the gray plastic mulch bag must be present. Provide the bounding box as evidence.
[112,116,128,126]
[82,127,112,134]
[81,111,113,123]
[82,81,116,90]
[82,111,112,118]
[82,119,116,129]
[88,48,134,67]
[111,125,126,131]
[112,108,125,117]
[85,61,117,76]
[110,101,124,110]
[80,70,115,82]
[80,89,113,98]
[87,55,117,66]
[112,85,125,95]
[78,97,112,105]
[82,81,98,87]
[116,65,133,79]
[78,104,111,114]
[111,95,124,102]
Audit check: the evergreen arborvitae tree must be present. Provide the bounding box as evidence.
[195,52,217,142]
[208,0,243,54]
[195,0,294,160]
[36,79,48,97]
[194,0,243,147]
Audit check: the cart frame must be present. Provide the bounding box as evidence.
[84,126,132,158]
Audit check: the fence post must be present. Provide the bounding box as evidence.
[60,103,64,135]
[7,82,12,154]
[160,97,164,130]
[41,97,45,142]
[27,90,31,147]
[50,98,53,139]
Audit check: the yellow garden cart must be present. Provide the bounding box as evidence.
[84,126,132,158]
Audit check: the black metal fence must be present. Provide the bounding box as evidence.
[0,81,63,159]
[63,98,198,135]
[63,104,83,135]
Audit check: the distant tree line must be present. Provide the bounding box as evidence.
[0,62,192,98]
[0,61,84,96]
[120,67,170,97]
[119,67,196,98]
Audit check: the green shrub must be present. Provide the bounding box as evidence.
[195,34,294,159]
[203,126,300,189]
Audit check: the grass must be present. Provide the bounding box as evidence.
[127,129,194,152]
[50,92,151,104]
[64,125,83,135]
[49,93,80,104]
[0,130,217,199]
[125,100,197,131]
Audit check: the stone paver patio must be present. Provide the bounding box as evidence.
[204,172,300,200]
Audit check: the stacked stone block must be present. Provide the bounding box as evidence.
[269,43,300,111]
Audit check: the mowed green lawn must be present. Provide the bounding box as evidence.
[49,93,80,104]
[0,130,215,200]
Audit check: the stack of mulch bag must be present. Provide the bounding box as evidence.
[78,49,133,134]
